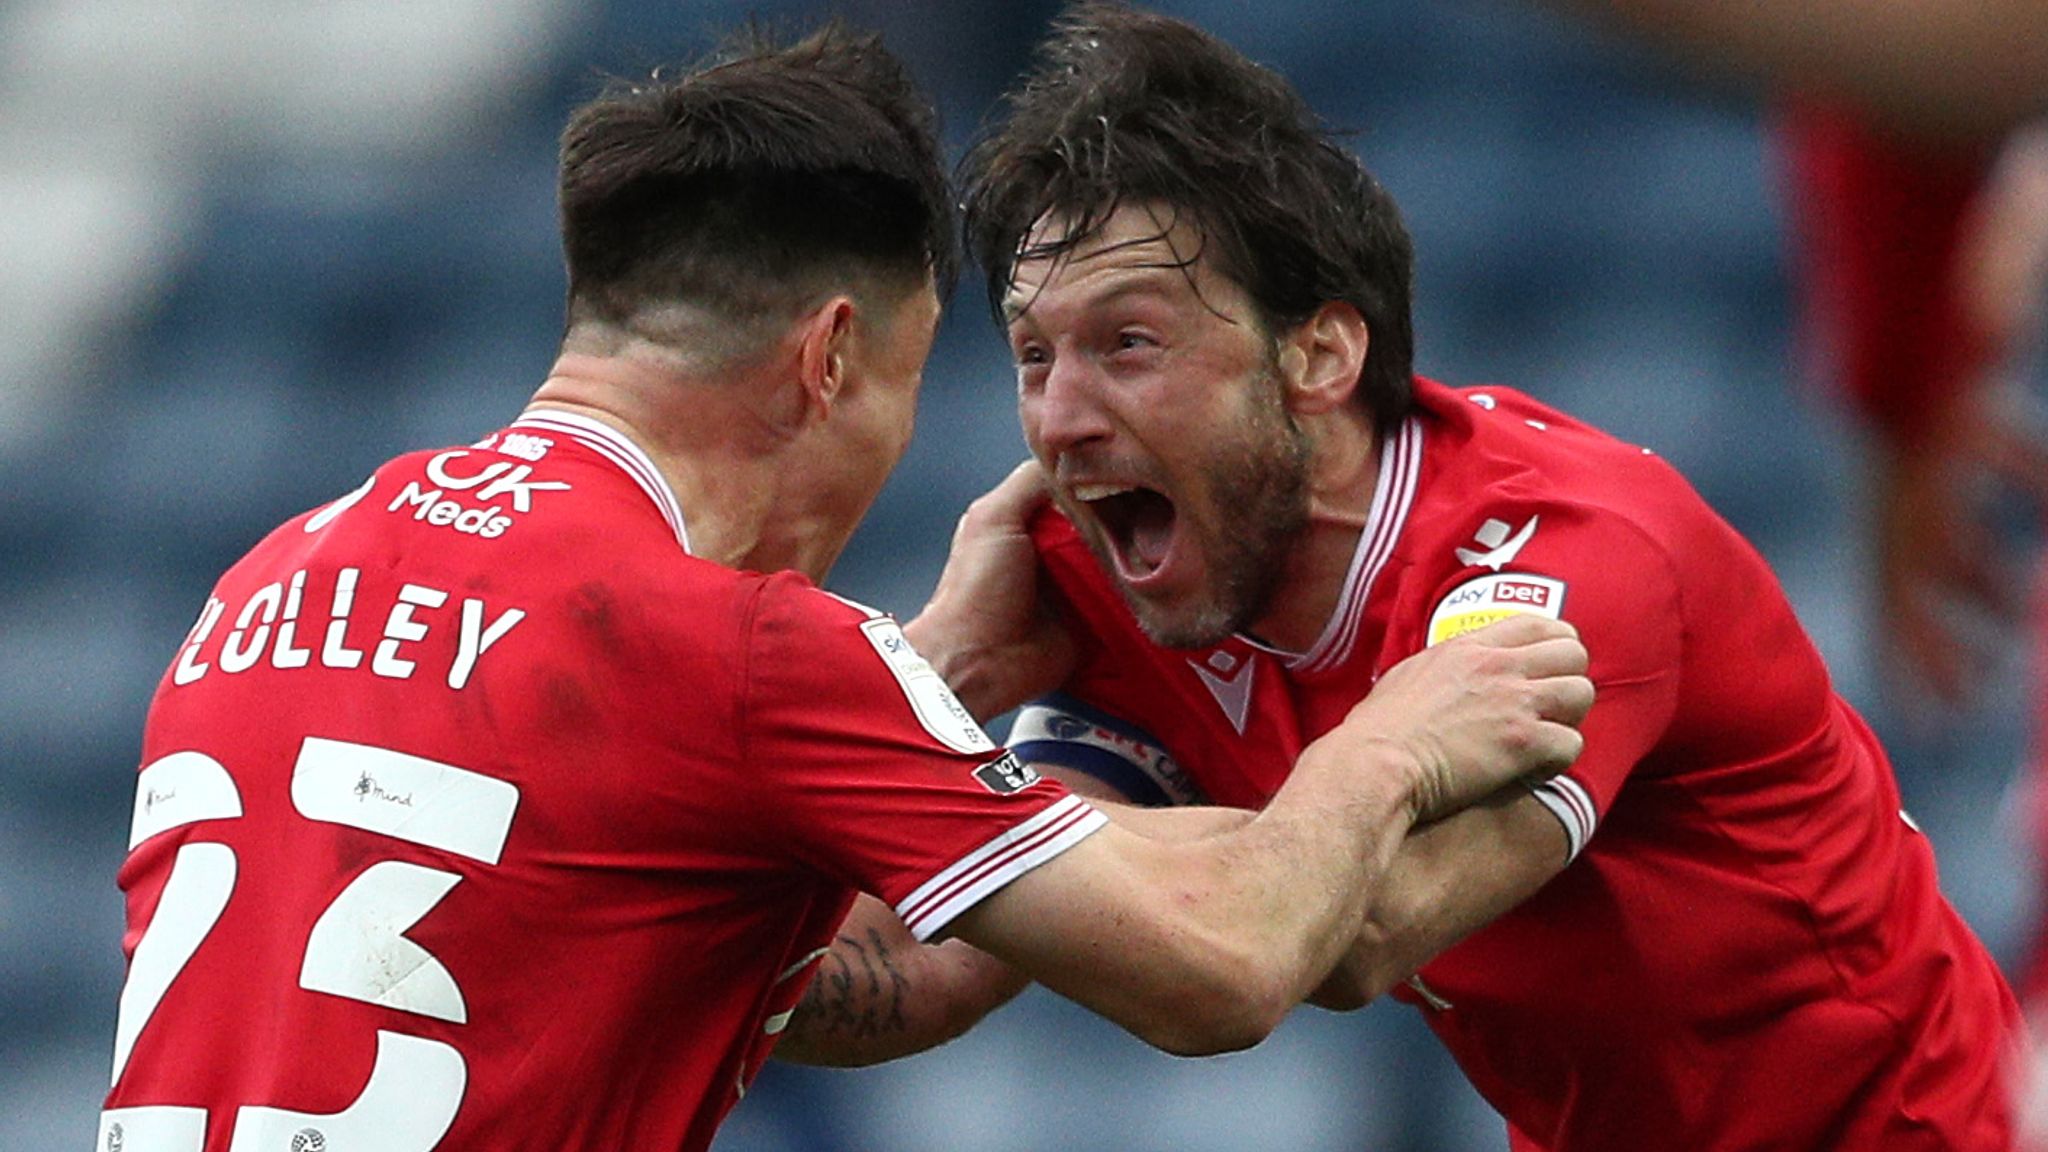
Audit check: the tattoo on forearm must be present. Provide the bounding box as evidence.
[791,926,912,1039]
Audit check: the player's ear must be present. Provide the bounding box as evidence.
[794,295,856,418]
[1277,301,1368,417]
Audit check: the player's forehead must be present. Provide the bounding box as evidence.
[1002,201,1227,324]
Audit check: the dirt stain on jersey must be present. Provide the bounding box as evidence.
[567,579,664,677]
[568,581,618,638]
[542,672,602,735]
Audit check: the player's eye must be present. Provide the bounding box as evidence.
[1109,330,1162,361]
[1012,342,1052,394]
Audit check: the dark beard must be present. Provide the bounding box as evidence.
[1120,378,1311,650]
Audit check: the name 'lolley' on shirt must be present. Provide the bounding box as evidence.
[170,568,525,691]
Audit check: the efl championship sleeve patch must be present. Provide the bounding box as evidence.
[1426,573,1567,647]
[857,617,997,756]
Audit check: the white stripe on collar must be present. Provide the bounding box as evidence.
[1276,417,1423,673]
[509,409,691,553]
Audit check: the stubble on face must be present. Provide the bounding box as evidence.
[1092,356,1312,650]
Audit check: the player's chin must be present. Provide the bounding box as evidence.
[1125,581,1234,652]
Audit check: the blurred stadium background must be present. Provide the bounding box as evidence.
[3,1,2037,1149]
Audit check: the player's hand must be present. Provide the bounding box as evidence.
[1333,614,1593,825]
[903,461,1078,721]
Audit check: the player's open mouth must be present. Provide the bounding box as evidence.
[1073,482,1177,582]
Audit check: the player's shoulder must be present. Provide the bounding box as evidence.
[1415,378,1707,551]
[738,572,909,659]
[1422,379,1679,484]
[1400,380,1709,621]
[739,576,1005,750]
[746,571,880,628]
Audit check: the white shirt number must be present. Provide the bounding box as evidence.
[100,739,520,1152]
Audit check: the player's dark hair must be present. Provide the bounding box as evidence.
[559,22,957,342]
[961,2,1415,433]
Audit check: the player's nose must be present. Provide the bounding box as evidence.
[1024,354,1114,456]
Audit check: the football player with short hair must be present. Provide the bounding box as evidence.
[868,4,2019,1149]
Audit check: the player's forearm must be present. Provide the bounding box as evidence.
[953,741,1420,1057]
[1120,738,1423,1045]
[955,617,1591,1052]
[774,896,1027,1067]
[1037,764,1255,841]
[1309,788,1569,1010]
[1240,738,1421,977]
[901,611,1060,723]
[1095,622,1587,1038]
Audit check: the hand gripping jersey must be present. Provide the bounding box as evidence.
[1014,378,2020,1151]
[102,410,1101,1152]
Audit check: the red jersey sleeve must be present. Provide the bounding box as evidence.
[735,576,1103,940]
[1415,501,1684,858]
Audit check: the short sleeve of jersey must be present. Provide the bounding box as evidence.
[1422,500,1684,860]
[736,576,1103,940]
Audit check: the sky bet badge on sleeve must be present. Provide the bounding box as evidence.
[1426,573,1567,647]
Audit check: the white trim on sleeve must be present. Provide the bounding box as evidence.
[895,795,1107,941]
[1528,775,1597,863]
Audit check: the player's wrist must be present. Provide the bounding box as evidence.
[899,612,950,669]
[900,612,1000,723]
[1291,730,1431,832]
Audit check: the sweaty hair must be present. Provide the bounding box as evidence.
[558,23,957,351]
[961,2,1415,434]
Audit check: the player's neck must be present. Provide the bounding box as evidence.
[529,351,847,582]
[1247,409,1384,653]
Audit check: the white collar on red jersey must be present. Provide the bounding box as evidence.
[508,408,692,553]
[1243,416,1423,673]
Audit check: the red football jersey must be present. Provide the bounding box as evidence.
[102,409,1102,1152]
[1014,378,2020,1151]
